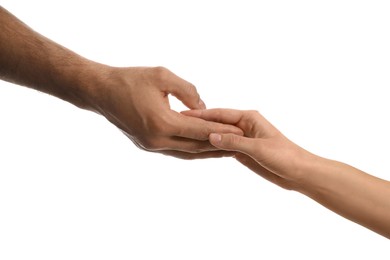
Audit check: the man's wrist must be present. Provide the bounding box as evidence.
[48,55,111,112]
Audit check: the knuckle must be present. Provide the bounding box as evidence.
[151,66,170,83]
[185,82,199,98]
[147,113,173,136]
[247,110,260,118]
[240,110,260,134]
[225,134,241,147]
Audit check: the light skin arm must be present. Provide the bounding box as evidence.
[184,109,390,238]
[0,6,242,159]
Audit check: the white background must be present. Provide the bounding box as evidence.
[1,0,389,259]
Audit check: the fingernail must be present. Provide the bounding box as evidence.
[199,99,206,109]
[209,133,222,143]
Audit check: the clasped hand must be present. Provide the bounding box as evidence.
[88,66,245,159]
[89,65,303,191]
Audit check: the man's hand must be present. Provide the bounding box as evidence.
[89,67,243,159]
[0,6,242,159]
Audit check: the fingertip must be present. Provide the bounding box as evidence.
[198,99,206,109]
[209,133,222,145]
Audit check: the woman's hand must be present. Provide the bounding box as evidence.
[183,108,309,187]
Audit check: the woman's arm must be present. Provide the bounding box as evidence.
[299,155,390,238]
[184,108,390,238]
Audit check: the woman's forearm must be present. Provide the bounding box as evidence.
[298,155,390,238]
[187,109,390,238]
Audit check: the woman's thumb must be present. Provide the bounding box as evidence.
[209,133,254,155]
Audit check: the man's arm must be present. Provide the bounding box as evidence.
[0,6,243,159]
[184,109,390,238]
[0,6,98,109]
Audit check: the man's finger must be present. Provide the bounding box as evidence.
[158,67,206,109]
[182,109,244,125]
[141,136,223,153]
[160,150,236,160]
[160,137,219,153]
[172,113,244,140]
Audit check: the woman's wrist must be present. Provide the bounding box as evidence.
[291,151,340,197]
[285,147,326,193]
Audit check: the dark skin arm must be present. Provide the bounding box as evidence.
[0,6,242,159]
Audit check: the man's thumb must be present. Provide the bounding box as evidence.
[209,133,254,154]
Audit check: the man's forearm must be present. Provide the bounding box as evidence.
[297,155,390,238]
[0,6,105,109]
